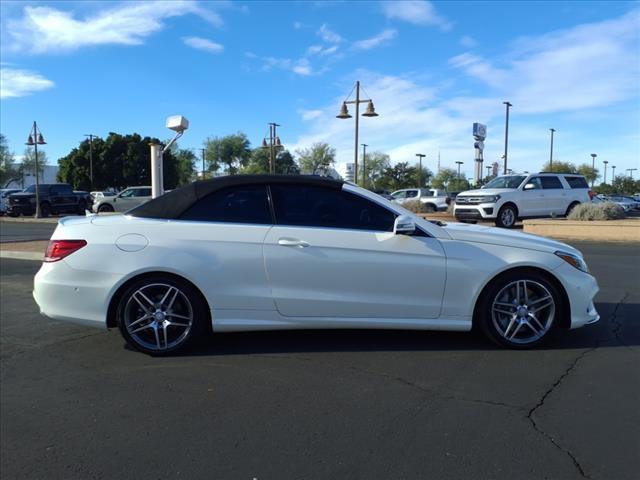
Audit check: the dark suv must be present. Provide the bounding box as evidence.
[7,184,90,217]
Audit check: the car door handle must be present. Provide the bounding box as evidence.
[278,238,310,248]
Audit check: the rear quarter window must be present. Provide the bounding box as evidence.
[541,176,564,189]
[564,176,589,189]
[179,185,272,224]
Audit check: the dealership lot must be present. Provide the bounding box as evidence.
[1,241,638,480]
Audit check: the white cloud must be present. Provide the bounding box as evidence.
[182,36,224,53]
[459,35,477,48]
[299,109,324,121]
[449,9,640,114]
[292,59,313,76]
[306,44,339,56]
[4,1,223,54]
[0,67,54,98]
[293,21,303,29]
[317,23,343,43]
[261,56,317,76]
[381,1,452,31]
[352,29,397,51]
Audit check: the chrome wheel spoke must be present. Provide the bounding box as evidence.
[507,322,523,340]
[530,296,553,313]
[162,323,168,348]
[167,313,191,321]
[529,314,545,332]
[128,313,151,329]
[133,292,154,312]
[503,317,518,338]
[167,321,190,328]
[130,323,154,335]
[152,325,161,349]
[494,307,515,316]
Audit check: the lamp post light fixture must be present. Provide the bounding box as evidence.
[502,101,512,175]
[84,134,98,189]
[25,121,46,218]
[590,153,597,188]
[602,160,608,185]
[336,80,379,182]
[416,153,426,187]
[485,165,492,180]
[261,122,282,174]
[549,128,555,169]
[628,168,638,179]
[150,115,189,199]
[361,144,368,187]
[455,161,464,180]
[611,165,616,182]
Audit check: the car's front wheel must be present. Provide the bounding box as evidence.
[495,204,517,228]
[98,204,114,213]
[117,276,207,355]
[478,271,561,348]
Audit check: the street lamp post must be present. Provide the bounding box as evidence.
[611,165,616,183]
[261,123,282,174]
[628,168,638,179]
[416,153,426,187]
[84,134,97,189]
[502,101,512,175]
[603,160,608,184]
[361,144,368,187]
[336,81,379,182]
[485,165,491,180]
[590,153,597,188]
[25,121,46,218]
[549,128,555,169]
[455,161,464,181]
[200,148,207,179]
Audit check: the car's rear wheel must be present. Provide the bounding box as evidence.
[495,204,517,228]
[423,203,436,213]
[565,201,580,217]
[478,271,561,348]
[98,204,114,213]
[117,276,206,355]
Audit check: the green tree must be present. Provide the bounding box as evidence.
[20,148,48,182]
[361,151,390,188]
[297,142,336,175]
[431,168,457,190]
[0,134,18,187]
[242,148,300,175]
[379,162,416,191]
[173,148,197,185]
[611,175,640,195]
[204,133,251,175]
[577,163,599,186]
[410,166,433,188]
[541,161,578,173]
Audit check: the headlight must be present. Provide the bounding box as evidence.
[555,251,590,274]
[480,195,501,203]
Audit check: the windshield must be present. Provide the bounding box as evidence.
[484,175,527,189]
[24,185,48,193]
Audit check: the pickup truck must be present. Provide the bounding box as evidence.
[7,183,91,217]
[389,188,450,212]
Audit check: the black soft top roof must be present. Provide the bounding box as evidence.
[128,174,344,219]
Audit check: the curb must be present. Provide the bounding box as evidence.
[0,251,43,261]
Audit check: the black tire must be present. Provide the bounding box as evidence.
[77,200,87,215]
[477,270,563,349]
[565,202,580,217]
[117,275,207,356]
[7,211,19,217]
[40,202,51,218]
[98,204,114,213]
[423,203,436,213]
[495,204,517,228]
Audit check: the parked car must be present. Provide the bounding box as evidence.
[604,195,640,210]
[7,183,90,217]
[90,191,117,201]
[92,186,152,213]
[0,188,21,215]
[373,189,393,200]
[34,175,599,355]
[454,173,592,228]
[390,188,450,212]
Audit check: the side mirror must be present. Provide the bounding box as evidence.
[523,183,536,190]
[394,215,416,235]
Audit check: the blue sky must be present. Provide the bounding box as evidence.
[1,0,639,179]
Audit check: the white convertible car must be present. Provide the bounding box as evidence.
[33,175,599,355]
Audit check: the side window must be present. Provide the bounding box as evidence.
[138,188,152,197]
[565,176,589,189]
[120,189,135,198]
[391,191,406,199]
[541,176,563,189]
[270,184,396,232]
[406,190,418,198]
[180,185,272,224]
[526,177,543,190]
[50,186,62,195]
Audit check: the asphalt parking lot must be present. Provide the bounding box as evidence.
[0,220,56,243]
[1,241,639,480]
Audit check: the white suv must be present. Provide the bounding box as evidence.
[454,173,591,228]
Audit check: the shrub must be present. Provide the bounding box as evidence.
[403,200,431,213]
[567,202,625,221]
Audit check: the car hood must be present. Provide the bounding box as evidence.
[8,193,35,199]
[442,221,581,256]
[456,188,512,197]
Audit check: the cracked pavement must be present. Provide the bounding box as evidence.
[1,241,639,480]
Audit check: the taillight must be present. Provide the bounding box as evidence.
[44,240,87,262]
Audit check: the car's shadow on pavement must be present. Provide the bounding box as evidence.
[138,301,637,357]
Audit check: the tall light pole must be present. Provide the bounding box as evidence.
[336,81,379,182]
[261,123,282,174]
[25,121,46,218]
[361,144,368,187]
[455,161,464,181]
[84,134,97,189]
[628,168,638,179]
[611,165,616,183]
[485,165,491,180]
[602,160,608,185]
[549,128,555,170]
[590,153,597,188]
[200,148,207,179]
[502,101,512,175]
[416,153,426,187]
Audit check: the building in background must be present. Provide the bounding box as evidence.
[3,163,59,190]
[336,162,355,182]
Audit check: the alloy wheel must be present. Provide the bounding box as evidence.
[491,280,555,345]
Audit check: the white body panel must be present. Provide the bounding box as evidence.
[33,183,600,336]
